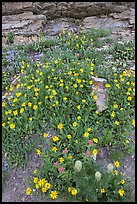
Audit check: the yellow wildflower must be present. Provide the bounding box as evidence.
[68,187,71,192]
[10,123,15,129]
[127,96,132,101]
[71,188,78,196]
[44,133,48,138]
[125,139,129,144]
[13,98,18,102]
[111,111,115,117]
[13,110,18,116]
[84,132,89,137]
[80,68,84,73]
[21,102,25,107]
[126,81,130,85]
[2,102,5,107]
[114,161,120,167]
[34,170,37,174]
[116,83,120,88]
[42,187,47,193]
[58,123,63,129]
[20,108,24,114]
[115,120,119,125]
[68,155,73,159]
[120,180,125,184]
[16,92,22,97]
[105,84,111,88]
[77,116,81,120]
[50,191,58,199]
[77,105,81,110]
[93,95,97,99]
[63,97,67,101]
[45,182,50,189]
[114,103,118,108]
[93,138,98,143]
[33,105,38,110]
[82,99,86,103]
[36,149,41,156]
[118,189,125,197]
[73,122,77,127]
[52,90,57,95]
[73,84,77,88]
[33,177,38,183]
[52,135,59,142]
[67,134,72,139]
[87,127,92,131]
[52,147,58,152]
[28,102,32,107]
[114,170,118,175]
[26,187,32,195]
[101,188,105,193]
[132,119,135,127]
[59,157,64,163]
[93,149,98,155]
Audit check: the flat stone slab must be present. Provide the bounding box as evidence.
[82,16,129,31]
[2,12,34,21]
[2,20,31,30]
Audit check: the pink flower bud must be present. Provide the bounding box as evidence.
[86,150,90,156]
[88,140,93,145]
[62,149,68,153]
[54,161,59,167]
[58,167,65,173]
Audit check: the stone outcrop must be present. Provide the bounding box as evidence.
[2,2,135,46]
[2,12,46,36]
[2,2,135,17]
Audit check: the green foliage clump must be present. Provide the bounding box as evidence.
[2,28,135,201]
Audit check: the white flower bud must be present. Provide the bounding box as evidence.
[92,154,96,161]
[74,160,82,172]
[107,163,114,173]
[95,171,101,181]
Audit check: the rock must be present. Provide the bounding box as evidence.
[130,64,135,71]
[96,45,110,51]
[35,15,47,21]
[2,37,7,46]
[13,35,39,45]
[130,8,135,16]
[86,3,110,16]
[2,2,135,18]
[83,16,129,31]
[28,20,44,32]
[12,77,20,86]
[42,2,56,10]
[109,10,130,20]
[129,17,135,25]
[2,96,7,100]
[13,20,31,29]
[91,76,108,112]
[57,2,68,11]
[44,18,79,36]
[2,12,34,21]
[2,2,32,15]
[2,20,31,30]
